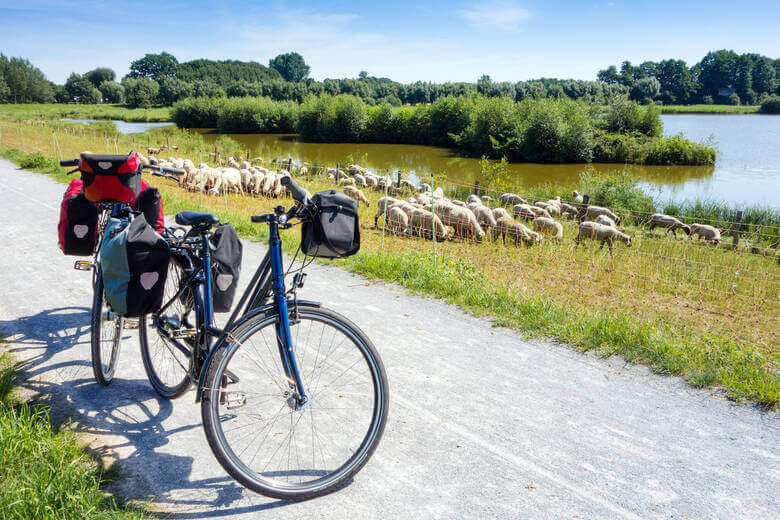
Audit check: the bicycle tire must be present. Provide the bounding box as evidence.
[91,265,122,386]
[201,306,389,500]
[139,255,194,399]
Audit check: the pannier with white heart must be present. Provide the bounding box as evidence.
[58,178,99,256]
[79,151,142,203]
[210,223,242,313]
[100,215,170,317]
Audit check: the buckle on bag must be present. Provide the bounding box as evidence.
[74,260,94,271]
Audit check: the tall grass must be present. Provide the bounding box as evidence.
[660,104,760,114]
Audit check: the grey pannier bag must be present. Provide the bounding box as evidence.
[100,215,170,317]
[300,190,360,258]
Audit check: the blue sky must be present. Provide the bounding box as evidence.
[1,0,778,84]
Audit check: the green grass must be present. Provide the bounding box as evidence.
[0,343,149,519]
[660,104,760,114]
[1,122,777,410]
[0,103,171,122]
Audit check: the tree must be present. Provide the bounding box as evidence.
[733,56,753,100]
[80,86,102,104]
[122,77,159,108]
[192,80,226,98]
[127,52,178,81]
[597,65,620,84]
[752,58,777,96]
[0,54,55,103]
[358,70,368,80]
[268,52,310,82]
[0,75,9,103]
[99,81,124,103]
[65,72,100,103]
[697,49,738,98]
[85,67,115,87]
[630,77,660,103]
[158,77,194,105]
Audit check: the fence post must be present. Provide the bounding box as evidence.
[431,172,436,269]
[166,137,170,149]
[396,171,401,189]
[577,194,590,222]
[214,145,219,165]
[147,135,150,148]
[474,180,480,196]
[732,210,743,250]
[380,170,389,255]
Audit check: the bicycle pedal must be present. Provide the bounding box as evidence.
[172,328,198,338]
[222,391,247,409]
[123,319,139,329]
[73,260,94,271]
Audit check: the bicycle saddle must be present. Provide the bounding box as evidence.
[175,211,220,227]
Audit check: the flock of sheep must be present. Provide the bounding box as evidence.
[137,152,725,253]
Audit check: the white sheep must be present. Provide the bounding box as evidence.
[492,207,512,221]
[595,215,617,227]
[514,203,551,221]
[533,216,563,239]
[572,190,584,204]
[500,193,526,206]
[576,221,631,252]
[343,185,370,207]
[408,208,449,241]
[495,217,541,246]
[386,206,409,235]
[649,213,691,237]
[353,173,367,187]
[468,202,497,232]
[690,223,721,244]
[432,201,484,242]
[338,177,356,187]
[467,194,481,205]
[560,202,578,219]
[585,205,621,225]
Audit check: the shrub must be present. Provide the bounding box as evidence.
[99,81,124,104]
[728,93,741,105]
[171,97,225,128]
[158,77,194,105]
[759,96,780,114]
[453,96,521,158]
[603,96,663,137]
[20,152,56,170]
[702,95,714,105]
[365,103,396,142]
[297,95,366,142]
[578,169,655,220]
[428,96,472,146]
[123,77,159,108]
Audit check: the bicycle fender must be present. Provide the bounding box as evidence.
[195,299,321,402]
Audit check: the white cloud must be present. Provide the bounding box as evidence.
[458,1,532,31]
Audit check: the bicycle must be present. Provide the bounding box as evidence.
[60,154,183,387]
[139,176,389,499]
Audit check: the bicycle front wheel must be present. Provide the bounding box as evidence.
[201,306,389,500]
[91,266,124,386]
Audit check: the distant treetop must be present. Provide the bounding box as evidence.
[269,52,310,82]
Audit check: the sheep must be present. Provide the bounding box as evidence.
[250,157,264,165]
[299,166,309,175]
[533,216,563,239]
[451,199,468,208]
[492,207,512,221]
[513,203,551,221]
[227,156,240,169]
[690,223,721,244]
[401,179,418,193]
[353,173,367,187]
[387,206,409,235]
[364,174,378,188]
[147,147,161,155]
[219,168,244,194]
[468,202,497,232]
[374,197,416,226]
[535,201,561,217]
[240,160,252,170]
[595,215,617,227]
[585,205,621,225]
[500,193,526,206]
[495,217,540,246]
[408,208,449,241]
[575,221,631,252]
[431,187,444,200]
[467,194,481,205]
[572,190,584,204]
[348,164,366,174]
[432,201,485,242]
[481,195,494,205]
[343,185,370,207]
[648,213,691,237]
[239,168,253,191]
[338,177,356,187]
[560,202,578,219]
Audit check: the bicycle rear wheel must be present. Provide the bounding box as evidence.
[201,306,388,500]
[139,255,194,399]
[91,265,124,386]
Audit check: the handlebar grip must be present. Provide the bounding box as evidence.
[60,159,78,167]
[164,167,185,175]
[280,176,307,203]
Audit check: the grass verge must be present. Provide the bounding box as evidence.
[0,103,171,122]
[0,343,148,519]
[659,104,760,114]
[0,122,777,410]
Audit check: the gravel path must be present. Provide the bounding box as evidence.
[0,159,777,519]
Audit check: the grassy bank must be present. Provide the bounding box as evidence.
[0,346,147,519]
[1,121,777,409]
[171,94,716,166]
[660,104,760,114]
[0,103,171,122]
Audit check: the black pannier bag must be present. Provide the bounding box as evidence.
[211,223,243,313]
[58,178,98,256]
[100,215,170,317]
[301,190,360,259]
[132,184,165,232]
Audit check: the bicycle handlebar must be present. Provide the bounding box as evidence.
[60,159,78,167]
[143,164,185,176]
[281,176,308,204]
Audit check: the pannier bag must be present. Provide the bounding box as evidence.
[210,223,243,313]
[58,178,99,256]
[79,151,142,203]
[100,215,170,317]
[301,190,360,259]
[132,181,165,232]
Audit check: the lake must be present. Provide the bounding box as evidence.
[60,118,174,134]
[199,114,779,207]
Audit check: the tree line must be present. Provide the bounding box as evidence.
[1,49,778,108]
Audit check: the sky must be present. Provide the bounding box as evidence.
[0,0,778,85]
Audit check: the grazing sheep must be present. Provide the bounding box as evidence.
[147,147,161,156]
[250,157,264,164]
[364,174,378,188]
[227,156,240,169]
[492,207,512,221]
[595,215,617,227]
[535,201,561,217]
[348,164,367,174]
[431,187,444,199]
[481,195,494,205]
[576,222,631,252]
[374,197,415,226]
[560,202,578,219]
[648,213,691,237]
[495,217,541,246]
[500,193,526,206]
[533,216,563,239]
[514,203,551,221]
[468,202,497,232]
[408,208,449,241]
[299,166,309,175]
[400,179,418,193]
[353,173,367,187]
[386,206,409,235]
[220,168,244,194]
[240,160,252,170]
[572,190,584,204]
[432,201,485,242]
[585,205,621,225]
[690,223,721,244]
[467,194,481,205]
[343,185,370,207]
[451,199,467,208]
[338,177,357,187]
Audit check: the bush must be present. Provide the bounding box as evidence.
[728,93,741,105]
[171,97,225,128]
[603,96,663,137]
[123,77,159,108]
[216,96,297,133]
[158,77,194,105]
[20,152,56,170]
[702,95,714,105]
[759,96,780,114]
[578,169,656,221]
[297,95,367,142]
[99,81,124,103]
[428,96,472,146]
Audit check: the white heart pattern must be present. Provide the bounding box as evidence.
[73,224,89,239]
[216,273,233,291]
[140,272,159,290]
[98,161,112,170]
